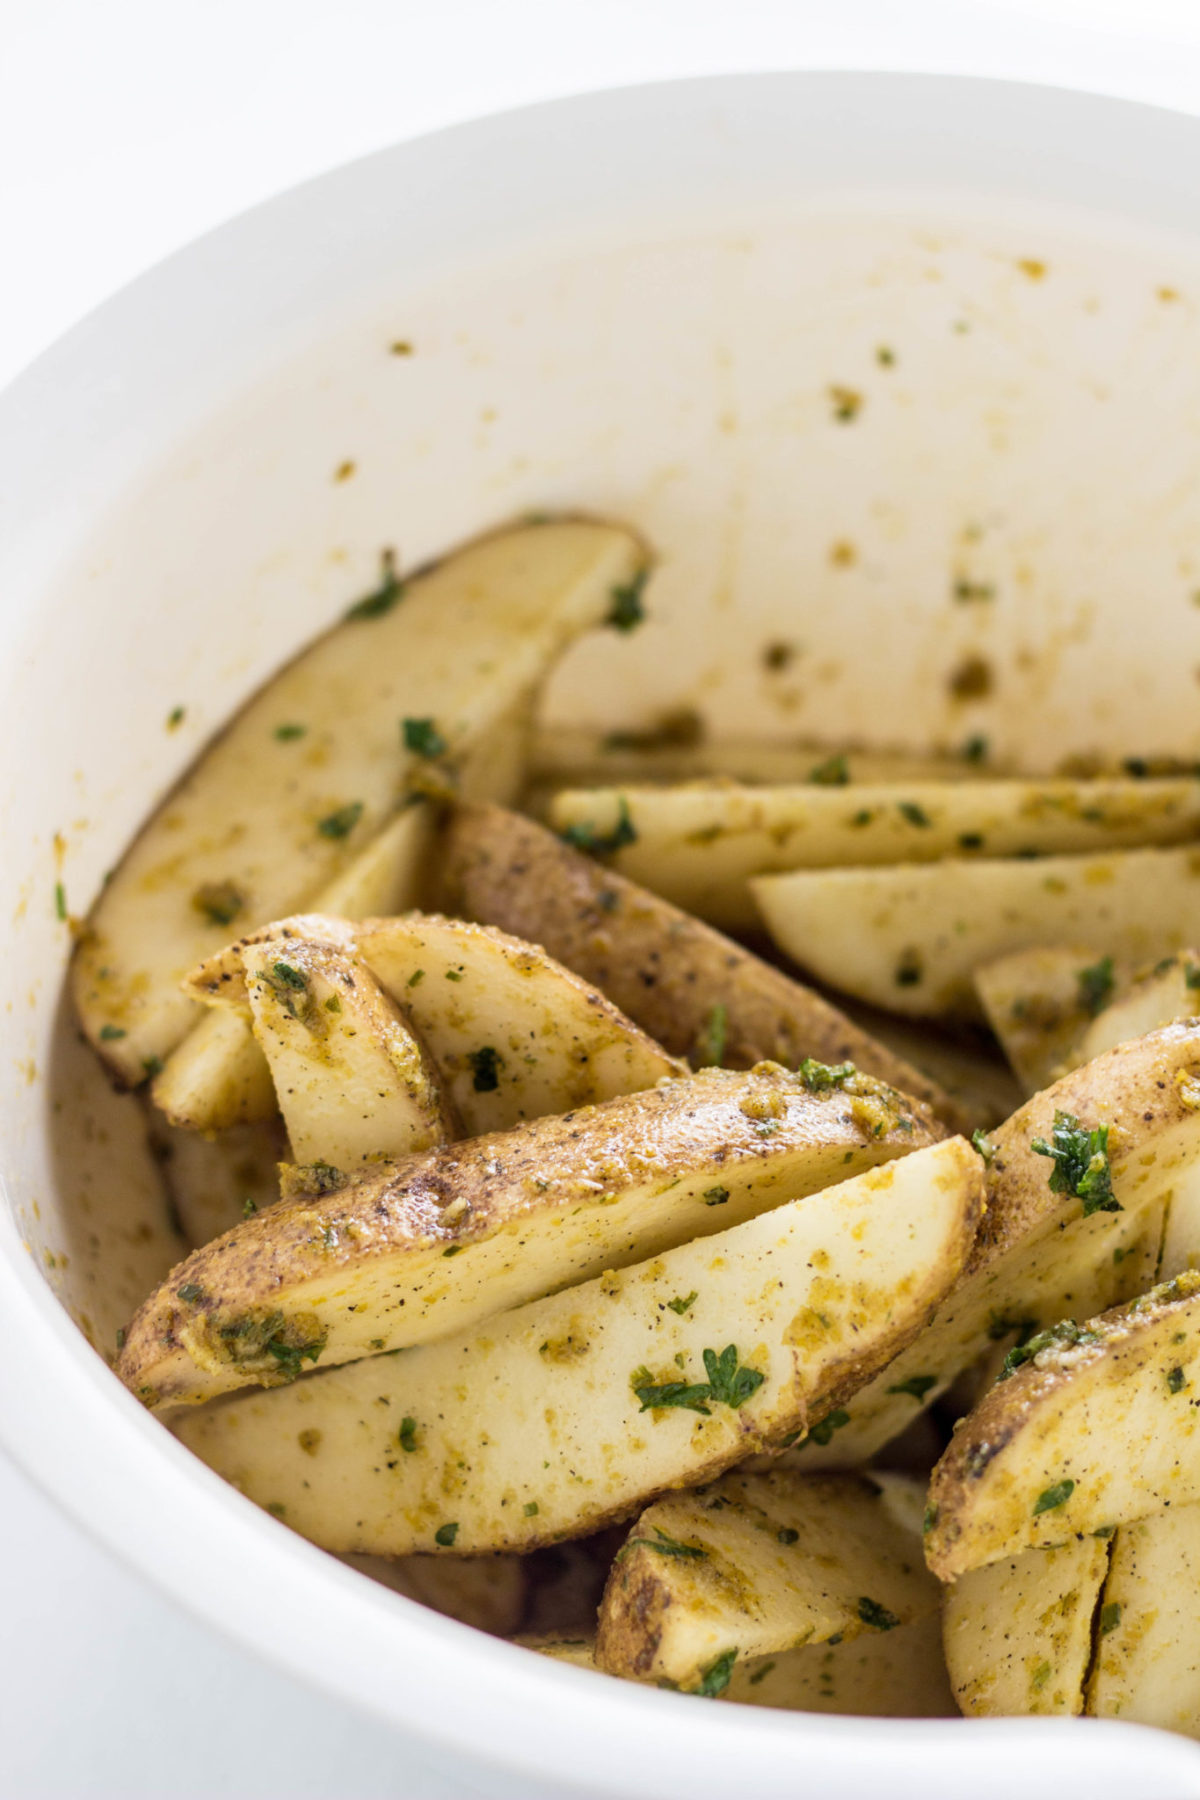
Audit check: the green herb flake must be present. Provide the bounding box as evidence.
[971,1129,996,1163]
[809,753,850,787]
[562,798,638,856]
[776,1527,800,1546]
[444,967,465,982]
[265,1334,325,1380]
[1168,1365,1186,1393]
[799,1057,856,1094]
[704,1344,765,1409]
[115,1327,126,1352]
[897,800,931,828]
[467,1045,502,1092]
[1077,956,1115,1018]
[895,949,923,988]
[167,705,186,729]
[345,549,404,621]
[804,1408,851,1448]
[633,1377,714,1416]
[442,1245,462,1258]
[298,1161,345,1196]
[999,1317,1099,1382]
[1100,1602,1122,1635]
[953,578,996,604]
[271,960,308,992]
[667,1291,698,1316]
[702,1186,730,1207]
[619,1526,708,1562]
[608,568,649,633]
[694,1649,737,1699]
[748,1661,776,1686]
[406,969,425,988]
[523,1501,539,1517]
[398,1417,418,1453]
[1031,1111,1119,1217]
[266,1502,287,1518]
[696,1002,728,1068]
[98,1023,127,1042]
[1186,962,1200,991]
[177,1283,203,1303]
[191,879,245,928]
[434,1522,459,1547]
[1033,1478,1075,1517]
[963,735,989,764]
[142,1055,164,1080]
[886,1373,937,1402]
[1031,1661,1052,1691]
[850,808,874,827]
[54,882,67,922]
[274,722,307,741]
[317,801,363,840]
[959,831,985,851]
[876,346,896,367]
[1092,1525,1115,1539]
[858,1597,900,1632]
[923,1504,938,1535]
[402,716,448,758]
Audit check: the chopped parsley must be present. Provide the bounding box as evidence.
[808,753,850,787]
[296,1160,345,1195]
[798,1057,856,1094]
[803,1407,850,1448]
[98,1023,127,1042]
[776,1527,799,1546]
[402,717,448,758]
[1168,1365,1186,1394]
[897,800,932,827]
[142,1055,164,1080]
[434,1522,459,1547]
[608,569,649,633]
[1032,1478,1075,1517]
[317,801,363,840]
[265,1334,325,1379]
[1077,956,1115,1017]
[704,1344,765,1408]
[242,1197,258,1217]
[748,1661,775,1686]
[345,548,404,621]
[959,832,985,851]
[694,1649,737,1698]
[999,1318,1099,1381]
[1187,962,1200,991]
[886,1374,937,1402]
[702,1186,730,1207]
[962,734,989,764]
[406,969,425,988]
[562,798,638,855]
[54,882,67,922]
[952,578,996,604]
[667,1291,698,1316]
[971,1129,996,1163]
[894,949,923,988]
[167,705,186,729]
[923,1504,938,1535]
[1030,1111,1119,1216]
[1100,1602,1122,1635]
[274,722,307,741]
[696,1002,728,1068]
[619,1527,707,1562]
[857,1597,900,1632]
[191,879,245,928]
[177,1283,203,1303]
[467,1045,501,1092]
[633,1344,763,1415]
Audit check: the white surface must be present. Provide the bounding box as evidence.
[8,4,1200,1797]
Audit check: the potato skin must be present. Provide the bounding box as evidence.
[437,804,967,1130]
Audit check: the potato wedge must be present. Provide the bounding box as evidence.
[793,1022,1200,1468]
[151,804,436,1132]
[1077,950,1200,1065]
[437,803,967,1129]
[926,1269,1200,1580]
[173,1137,984,1554]
[120,1060,940,1407]
[942,1537,1110,1717]
[595,1471,936,1690]
[150,1117,288,1248]
[832,997,1022,1135]
[549,779,1200,933]
[340,1551,527,1636]
[753,847,1200,1020]
[73,518,646,1083]
[1087,1503,1200,1735]
[974,947,1102,1097]
[241,937,451,1168]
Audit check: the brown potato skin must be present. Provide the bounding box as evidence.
[437,804,968,1131]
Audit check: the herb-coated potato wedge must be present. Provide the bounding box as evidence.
[120,1060,940,1407]
[1076,950,1200,1066]
[942,1537,1110,1717]
[548,779,1200,933]
[357,915,686,1134]
[241,937,452,1168]
[1087,1502,1200,1735]
[437,804,967,1130]
[595,1471,936,1690]
[794,1023,1200,1467]
[73,518,647,1084]
[173,1137,984,1554]
[727,1612,956,1715]
[150,1117,288,1248]
[340,1551,527,1636]
[926,1270,1200,1580]
[974,947,1103,1097]
[752,847,1200,1020]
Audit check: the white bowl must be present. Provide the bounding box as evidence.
[4,72,1200,1798]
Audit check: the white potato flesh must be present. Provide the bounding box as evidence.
[1087,1503,1200,1736]
[1077,951,1200,1065]
[943,1537,1110,1717]
[241,938,450,1169]
[358,914,685,1134]
[752,847,1200,1020]
[173,1138,983,1554]
[121,1062,939,1408]
[73,518,646,1082]
[549,779,1200,933]
[150,1117,288,1248]
[973,947,1101,1097]
[926,1270,1200,1580]
[595,1471,935,1689]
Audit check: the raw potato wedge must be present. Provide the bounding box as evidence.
[173,1137,984,1554]
[548,778,1200,932]
[150,1117,288,1248]
[119,1061,940,1407]
[974,947,1103,1097]
[728,1612,956,1716]
[73,518,647,1083]
[240,937,451,1168]
[752,846,1200,1020]
[340,1551,527,1636]
[942,1537,1110,1717]
[1077,950,1200,1065]
[1087,1502,1200,1735]
[926,1269,1200,1580]
[357,915,686,1134]
[438,803,968,1130]
[794,1022,1200,1468]
[595,1471,936,1690]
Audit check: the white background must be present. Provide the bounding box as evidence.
[6,2,1200,1794]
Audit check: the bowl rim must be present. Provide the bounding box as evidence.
[5,69,1200,1797]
